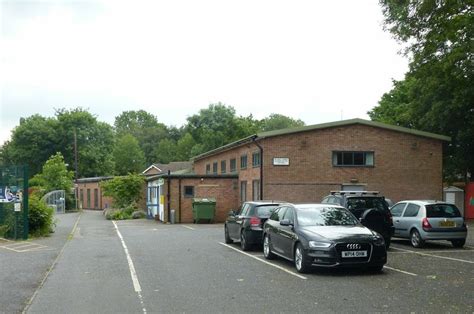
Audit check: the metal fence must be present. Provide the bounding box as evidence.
[0,165,29,240]
[42,190,66,214]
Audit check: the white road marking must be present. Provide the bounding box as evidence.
[218,242,307,280]
[383,266,418,276]
[182,225,195,230]
[112,221,147,314]
[391,246,474,264]
[465,245,474,249]
[390,249,474,254]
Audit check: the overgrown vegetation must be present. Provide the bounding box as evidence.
[28,194,55,237]
[101,174,146,220]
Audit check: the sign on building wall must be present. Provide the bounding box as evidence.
[273,157,290,166]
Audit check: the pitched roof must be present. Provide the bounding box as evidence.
[142,161,193,175]
[192,118,451,161]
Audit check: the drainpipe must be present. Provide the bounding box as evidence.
[167,170,171,223]
[252,135,264,200]
[178,178,182,223]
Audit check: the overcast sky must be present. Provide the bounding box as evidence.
[0,0,408,145]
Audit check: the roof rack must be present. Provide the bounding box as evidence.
[330,191,380,195]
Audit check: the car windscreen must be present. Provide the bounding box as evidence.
[297,207,358,226]
[256,205,279,218]
[426,204,461,218]
[346,197,388,211]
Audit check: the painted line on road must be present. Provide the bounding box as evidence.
[218,242,307,280]
[383,266,418,276]
[182,225,195,230]
[391,246,474,264]
[465,245,474,249]
[390,248,474,254]
[113,221,147,314]
[22,212,82,314]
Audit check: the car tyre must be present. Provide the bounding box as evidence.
[240,231,251,251]
[294,243,310,273]
[263,234,275,260]
[224,225,233,244]
[384,237,391,249]
[451,239,465,248]
[368,265,384,272]
[410,229,424,248]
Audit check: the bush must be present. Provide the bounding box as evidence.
[29,194,54,237]
[132,210,146,219]
[101,174,144,209]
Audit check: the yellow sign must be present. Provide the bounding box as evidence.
[160,195,164,205]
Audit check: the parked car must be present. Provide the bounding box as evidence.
[390,200,468,248]
[224,201,285,250]
[262,204,387,273]
[321,191,394,248]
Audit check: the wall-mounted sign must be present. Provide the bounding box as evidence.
[158,178,165,185]
[14,202,21,212]
[273,157,290,166]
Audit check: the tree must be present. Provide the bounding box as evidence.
[114,110,169,165]
[370,1,473,181]
[113,134,146,175]
[260,114,305,132]
[30,152,74,194]
[153,139,177,164]
[101,173,144,209]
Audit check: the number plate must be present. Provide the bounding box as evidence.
[342,251,367,258]
[439,221,455,227]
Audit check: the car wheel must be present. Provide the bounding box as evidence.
[224,225,233,244]
[240,231,251,251]
[410,229,424,248]
[368,265,384,272]
[263,234,275,260]
[294,243,310,273]
[451,239,465,248]
[384,237,391,249]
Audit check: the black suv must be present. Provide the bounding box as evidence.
[225,201,285,251]
[321,191,394,248]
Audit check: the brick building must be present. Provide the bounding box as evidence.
[76,176,114,210]
[192,118,450,205]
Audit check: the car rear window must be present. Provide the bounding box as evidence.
[426,204,461,218]
[346,197,388,211]
[256,205,279,218]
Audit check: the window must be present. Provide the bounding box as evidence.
[87,189,91,208]
[252,180,260,201]
[184,186,194,198]
[221,160,226,174]
[94,189,99,209]
[426,204,461,218]
[240,154,247,169]
[206,164,210,174]
[80,189,84,207]
[252,151,261,168]
[240,181,247,203]
[212,162,218,174]
[282,207,295,224]
[390,203,406,217]
[230,158,236,172]
[403,204,420,217]
[239,203,251,216]
[332,151,374,166]
[269,207,287,222]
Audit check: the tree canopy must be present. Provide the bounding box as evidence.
[370,0,473,181]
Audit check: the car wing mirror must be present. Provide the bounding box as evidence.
[228,210,236,216]
[280,219,292,226]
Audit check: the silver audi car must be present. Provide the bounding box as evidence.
[390,200,467,248]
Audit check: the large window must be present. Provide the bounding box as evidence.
[230,158,237,172]
[240,154,248,170]
[240,181,247,203]
[252,152,261,168]
[87,189,91,208]
[94,188,99,209]
[221,160,226,174]
[252,180,260,201]
[212,162,218,174]
[333,151,374,167]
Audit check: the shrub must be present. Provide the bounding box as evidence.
[101,174,144,209]
[132,210,146,219]
[28,194,54,237]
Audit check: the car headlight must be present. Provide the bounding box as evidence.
[309,241,331,248]
[373,236,385,246]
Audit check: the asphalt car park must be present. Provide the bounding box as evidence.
[13,211,474,313]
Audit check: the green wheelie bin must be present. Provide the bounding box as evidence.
[192,198,216,223]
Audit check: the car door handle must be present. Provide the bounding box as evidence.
[395,220,400,223]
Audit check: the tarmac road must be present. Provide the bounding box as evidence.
[8,210,474,313]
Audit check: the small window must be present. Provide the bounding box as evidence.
[252,180,260,201]
[206,164,210,174]
[240,154,248,169]
[94,188,99,209]
[403,204,420,217]
[184,186,194,198]
[87,189,91,208]
[212,162,218,174]
[391,203,406,217]
[221,160,226,174]
[270,207,287,222]
[252,151,261,168]
[230,158,237,172]
[283,207,295,224]
[240,203,251,216]
[240,181,247,203]
[333,151,374,167]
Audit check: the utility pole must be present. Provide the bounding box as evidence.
[74,129,79,210]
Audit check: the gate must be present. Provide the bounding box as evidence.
[42,190,66,214]
[0,165,29,240]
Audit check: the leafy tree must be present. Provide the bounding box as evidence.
[114,110,168,165]
[260,113,305,132]
[31,152,74,193]
[153,139,177,164]
[175,133,196,161]
[101,173,144,209]
[370,0,473,181]
[113,134,146,175]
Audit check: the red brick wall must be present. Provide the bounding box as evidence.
[77,181,113,210]
[163,177,239,223]
[194,124,444,204]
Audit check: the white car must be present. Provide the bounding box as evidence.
[390,200,467,248]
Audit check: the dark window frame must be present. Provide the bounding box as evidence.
[205,164,211,174]
[332,151,375,167]
[252,151,261,168]
[184,186,194,198]
[94,188,99,209]
[230,158,237,172]
[221,160,226,174]
[252,180,260,201]
[212,162,218,174]
[240,154,248,170]
[240,181,247,203]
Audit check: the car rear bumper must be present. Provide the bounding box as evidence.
[243,229,264,245]
[421,230,467,240]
